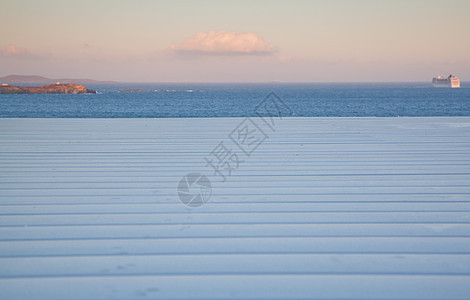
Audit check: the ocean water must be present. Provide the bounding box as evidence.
[1,82,469,118]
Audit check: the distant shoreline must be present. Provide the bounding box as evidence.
[0,75,117,85]
[0,83,96,94]
[1,75,468,85]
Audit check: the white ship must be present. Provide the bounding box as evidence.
[432,74,460,88]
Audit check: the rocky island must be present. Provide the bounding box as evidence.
[0,83,96,94]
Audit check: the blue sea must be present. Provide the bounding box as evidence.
[1,82,469,118]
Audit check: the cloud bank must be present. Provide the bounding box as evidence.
[170,31,277,56]
[0,44,34,58]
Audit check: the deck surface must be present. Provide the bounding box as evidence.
[1,117,470,299]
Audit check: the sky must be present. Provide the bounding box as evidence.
[1,0,469,82]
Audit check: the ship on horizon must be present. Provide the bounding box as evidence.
[432,74,460,88]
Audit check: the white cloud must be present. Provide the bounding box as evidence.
[170,30,277,56]
[0,44,34,58]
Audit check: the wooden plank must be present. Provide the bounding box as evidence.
[1,275,470,300]
[2,254,470,277]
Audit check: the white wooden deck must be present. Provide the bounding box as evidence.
[1,117,470,299]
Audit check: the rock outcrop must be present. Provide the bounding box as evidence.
[119,89,152,92]
[0,83,96,94]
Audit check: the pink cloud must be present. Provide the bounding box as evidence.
[170,30,277,56]
[0,44,34,58]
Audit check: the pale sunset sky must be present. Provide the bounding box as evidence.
[1,0,469,82]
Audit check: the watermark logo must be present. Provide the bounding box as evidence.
[204,141,245,182]
[177,173,212,207]
[176,92,292,207]
[229,117,268,157]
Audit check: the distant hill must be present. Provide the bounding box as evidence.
[0,75,117,84]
